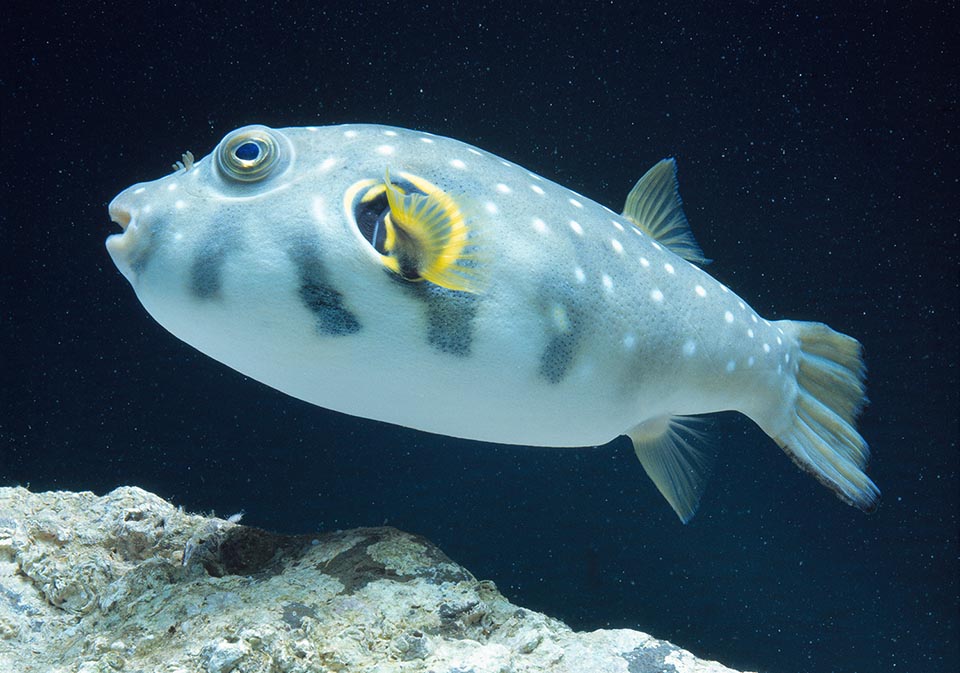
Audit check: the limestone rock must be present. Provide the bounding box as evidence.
[0,486,752,672]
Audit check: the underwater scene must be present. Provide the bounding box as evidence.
[3,2,956,672]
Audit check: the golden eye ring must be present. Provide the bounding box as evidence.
[217,128,281,182]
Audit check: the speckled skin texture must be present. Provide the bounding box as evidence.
[0,486,750,673]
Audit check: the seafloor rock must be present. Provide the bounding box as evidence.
[0,486,752,673]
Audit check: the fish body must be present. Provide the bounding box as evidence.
[107,124,879,520]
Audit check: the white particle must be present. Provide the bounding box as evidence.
[602,274,614,291]
[724,311,734,323]
[450,159,467,169]
[720,284,730,293]
[530,184,545,195]
[496,183,511,194]
[695,285,707,297]
[376,144,395,156]
[574,266,586,283]
[569,198,583,208]
[751,315,759,323]
[173,232,184,241]
[420,137,434,144]
[650,289,664,302]
[532,218,548,234]
[569,220,584,236]
[747,328,755,338]
[383,130,398,137]
[683,340,697,356]
[167,183,177,191]
[652,242,663,251]
[611,220,625,232]
[175,200,186,210]
[319,157,337,171]
[763,343,771,353]
[344,130,358,138]
[611,239,624,254]
[143,204,152,213]
[776,336,783,345]
[738,301,746,310]
[134,187,146,195]
[306,126,318,132]
[467,148,483,156]
[664,263,675,274]
[484,202,499,215]
[726,360,737,373]
[640,257,650,268]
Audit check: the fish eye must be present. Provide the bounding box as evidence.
[217,128,281,182]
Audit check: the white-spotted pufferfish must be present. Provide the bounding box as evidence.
[107,124,879,522]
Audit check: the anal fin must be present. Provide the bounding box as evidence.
[627,415,711,523]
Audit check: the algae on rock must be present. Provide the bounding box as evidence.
[0,486,752,673]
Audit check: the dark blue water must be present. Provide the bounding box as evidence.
[3,2,956,671]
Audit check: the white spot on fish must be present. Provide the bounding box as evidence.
[344,130,358,138]
[652,242,663,251]
[569,198,583,209]
[640,257,650,268]
[383,130,397,137]
[467,148,483,156]
[574,266,586,283]
[611,219,625,232]
[569,220,584,236]
[484,202,499,215]
[695,285,707,297]
[175,200,186,210]
[602,274,614,291]
[420,137,434,144]
[167,183,177,192]
[319,157,337,171]
[551,305,570,332]
[726,360,737,373]
[777,336,783,345]
[747,328,755,338]
[763,343,771,353]
[611,239,624,254]
[306,126,318,132]
[664,263,675,274]
[683,340,697,356]
[532,218,548,234]
[450,159,467,169]
[785,353,791,363]
[724,311,734,323]
[748,356,756,367]
[530,184,545,195]
[134,187,146,195]
[623,333,637,350]
[496,183,511,194]
[751,315,759,323]
[376,145,395,156]
[650,289,664,303]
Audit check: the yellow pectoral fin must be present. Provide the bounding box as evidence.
[382,172,482,293]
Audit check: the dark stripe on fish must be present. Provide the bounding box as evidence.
[287,238,362,336]
[537,279,585,384]
[391,274,478,357]
[189,232,235,299]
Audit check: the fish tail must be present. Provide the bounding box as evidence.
[772,321,880,512]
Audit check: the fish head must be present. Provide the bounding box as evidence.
[105,124,488,400]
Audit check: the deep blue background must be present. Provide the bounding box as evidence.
[2,2,956,672]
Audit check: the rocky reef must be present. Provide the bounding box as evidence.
[0,486,751,672]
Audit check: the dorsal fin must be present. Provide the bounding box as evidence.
[622,159,709,265]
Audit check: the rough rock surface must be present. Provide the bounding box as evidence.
[0,486,752,673]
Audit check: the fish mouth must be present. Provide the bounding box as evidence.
[108,200,132,230]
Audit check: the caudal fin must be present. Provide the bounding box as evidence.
[774,321,880,512]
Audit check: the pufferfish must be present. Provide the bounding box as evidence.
[106,123,880,522]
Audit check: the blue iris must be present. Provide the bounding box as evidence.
[235,141,260,161]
